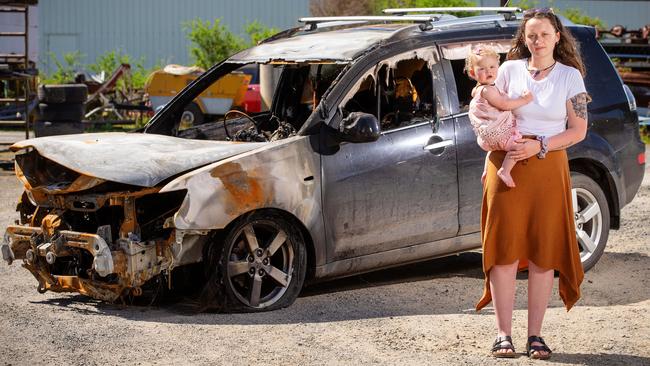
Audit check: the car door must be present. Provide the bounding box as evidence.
[438,40,512,235]
[320,47,459,261]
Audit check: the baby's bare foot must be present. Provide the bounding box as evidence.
[497,168,516,188]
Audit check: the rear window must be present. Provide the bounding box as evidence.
[573,27,627,108]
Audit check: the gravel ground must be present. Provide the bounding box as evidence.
[0,146,648,366]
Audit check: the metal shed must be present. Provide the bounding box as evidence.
[39,0,310,72]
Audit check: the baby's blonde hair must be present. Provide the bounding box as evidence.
[464,44,500,77]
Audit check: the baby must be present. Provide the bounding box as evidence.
[465,45,534,188]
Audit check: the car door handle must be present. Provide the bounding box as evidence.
[424,139,453,151]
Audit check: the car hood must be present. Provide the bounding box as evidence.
[11,132,264,187]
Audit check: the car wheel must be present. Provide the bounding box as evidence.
[571,172,610,271]
[215,211,307,312]
[179,102,204,129]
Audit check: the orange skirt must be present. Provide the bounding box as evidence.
[476,150,584,312]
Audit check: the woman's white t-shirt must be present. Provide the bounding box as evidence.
[495,59,586,137]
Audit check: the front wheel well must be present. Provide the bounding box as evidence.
[569,159,620,229]
[211,208,316,281]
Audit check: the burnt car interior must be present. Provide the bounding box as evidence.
[173,62,345,142]
[168,54,437,143]
[342,55,435,131]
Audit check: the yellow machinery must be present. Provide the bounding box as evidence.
[144,64,251,126]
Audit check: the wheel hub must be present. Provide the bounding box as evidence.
[226,221,295,308]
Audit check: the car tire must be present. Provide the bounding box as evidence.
[209,211,307,312]
[179,102,204,129]
[37,103,85,122]
[571,171,610,272]
[37,84,88,104]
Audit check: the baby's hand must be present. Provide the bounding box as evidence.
[521,90,534,103]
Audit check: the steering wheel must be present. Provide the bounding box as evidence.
[223,109,258,140]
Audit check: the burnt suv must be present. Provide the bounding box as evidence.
[1,7,645,312]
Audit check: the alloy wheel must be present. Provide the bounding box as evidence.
[572,187,603,263]
[225,221,294,308]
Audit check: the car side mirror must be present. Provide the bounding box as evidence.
[338,112,380,143]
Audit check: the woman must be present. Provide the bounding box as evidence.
[475,8,589,360]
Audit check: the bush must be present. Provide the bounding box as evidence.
[88,49,159,90]
[185,18,279,69]
[184,18,245,70]
[40,50,158,91]
[562,7,605,29]
[245,21,280,46]
[40,51,84,84]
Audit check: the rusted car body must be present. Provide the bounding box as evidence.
[4,133,263,300]
[2,10,645,311]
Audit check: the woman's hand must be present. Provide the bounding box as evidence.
[509,138,541,161]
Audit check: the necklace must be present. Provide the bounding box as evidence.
[527,60,556,78]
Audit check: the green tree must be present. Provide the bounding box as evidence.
[185,18,279,69]
[184,18,246,69]
[511,0,605,28]
[245,21,280,46]
[561,7,605,29]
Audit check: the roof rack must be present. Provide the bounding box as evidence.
[383,7,522,14]
[297,7,523,34]
[383,7,522,21]
[423,14,518,30]
[298,15,443,31]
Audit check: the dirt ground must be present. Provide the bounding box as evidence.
[0,138,648,365]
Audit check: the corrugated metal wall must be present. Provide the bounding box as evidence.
[0,5,38,63]
[39,0,650,73]
[39,0,309,72]
[480,0,650,29]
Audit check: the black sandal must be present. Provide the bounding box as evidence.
[527,335,552,360]
[491,335,516,358]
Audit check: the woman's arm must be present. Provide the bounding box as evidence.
[508,92,589,160]
[548,92,588,150]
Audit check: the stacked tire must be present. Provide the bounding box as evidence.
[35,84,88,137]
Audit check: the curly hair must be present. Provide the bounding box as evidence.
[507,9,586,77]
[464,44,500,77]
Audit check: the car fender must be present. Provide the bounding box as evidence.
[160,135,324,246]
[569,131,625,218]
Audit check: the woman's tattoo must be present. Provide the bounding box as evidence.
[570,93,588,120]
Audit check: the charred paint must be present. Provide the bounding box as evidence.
[210,162,268,215]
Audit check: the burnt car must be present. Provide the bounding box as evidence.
[1,7,646,312]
